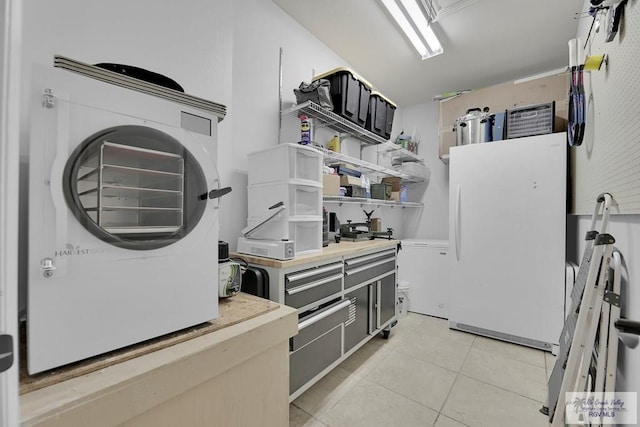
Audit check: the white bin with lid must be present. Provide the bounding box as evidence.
[397,280,410,319]
[248,143,322,185]
[247,180,322,218]
[245,215,322,255]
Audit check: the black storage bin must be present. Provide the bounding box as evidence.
[366,91,396,140]
[313,67,372,127]
[384,100,397,139]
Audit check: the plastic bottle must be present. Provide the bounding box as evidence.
[300,115,311,145]
[327,135,340,152]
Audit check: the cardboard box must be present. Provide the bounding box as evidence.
[340,174,362,187]
[371,218,382,231]
[390,191,400,202]
[381,177,402,192]
[323,174,340,196]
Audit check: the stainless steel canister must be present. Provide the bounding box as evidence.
[453,107,491,145]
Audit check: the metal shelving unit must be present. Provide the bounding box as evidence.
[323,196,423,208]
[280,97,427,206]
[377,140,424,164]
[282,101,387,145]
[281,103,427,183]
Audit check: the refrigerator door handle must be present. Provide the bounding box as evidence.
[455,184,461,261]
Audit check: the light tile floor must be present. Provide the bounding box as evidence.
[290,312,556,427]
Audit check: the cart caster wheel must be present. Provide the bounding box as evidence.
[382,329,390,339]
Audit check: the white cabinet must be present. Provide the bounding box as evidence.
[247,143,323,255]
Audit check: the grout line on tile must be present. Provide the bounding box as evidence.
[291,401,330,426]
[432,412,472,427]
[434,334,477,420]
[471,337,548,370]
[457,372,548,405]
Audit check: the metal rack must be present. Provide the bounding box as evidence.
[281,105,427,184]
[283,101,387,145]
[76,141,185,234]
[323,196,423,208]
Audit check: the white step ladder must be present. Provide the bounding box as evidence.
[542,193,616,424]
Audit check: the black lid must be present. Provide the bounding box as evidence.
[218,240,229,261]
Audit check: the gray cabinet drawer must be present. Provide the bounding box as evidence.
[378,273,396,328]
[344,249,396,290]
[290,325,342,394]
[344,286,370,354]
[291,298,350,351]
[285,262,343,308]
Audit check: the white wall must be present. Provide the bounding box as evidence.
[0,1,22,424]
[395,101,447,240]
[226,0,348,246]
[570,0,640,397]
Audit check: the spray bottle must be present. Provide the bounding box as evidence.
[300,115,311,145]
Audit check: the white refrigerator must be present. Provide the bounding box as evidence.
[448,133,566,351]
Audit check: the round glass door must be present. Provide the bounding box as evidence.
[63,125,209,250]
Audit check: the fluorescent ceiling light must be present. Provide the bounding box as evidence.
[381,0,429,58]
[381,0,443,60]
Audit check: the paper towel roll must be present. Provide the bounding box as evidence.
[568,38,578,67]
[577,37,584,65]
[568,37,585,67]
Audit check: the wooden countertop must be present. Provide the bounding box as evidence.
[20,294,298,426]
[232,239,399,268]
[20,292,284,394]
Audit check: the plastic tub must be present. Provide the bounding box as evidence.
[245,216,322,255]
[248,143,322,185]
[247,181,322,217]
[397,282,410,318]
[313,67,372,127]
[366,91,396,139]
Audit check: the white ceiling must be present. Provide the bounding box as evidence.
[272,0,585,107]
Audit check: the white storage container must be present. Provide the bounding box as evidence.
[397,281,410,319]
[248,143,323,185]
[397,239,449,318]
[248,181,322,218]
[245,216,322,255]
[393,162,430,182]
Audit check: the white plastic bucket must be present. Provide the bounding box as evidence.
[397,281,410,319]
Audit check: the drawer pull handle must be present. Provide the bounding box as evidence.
[286,263,343,283]
[286,273,343,296]
[299,299,351,331]
[344,258,395,276]
[344,249,396,267]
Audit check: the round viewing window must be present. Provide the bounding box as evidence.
[63,125,208,250]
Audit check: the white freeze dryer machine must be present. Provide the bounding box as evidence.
[25,56,230,374]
